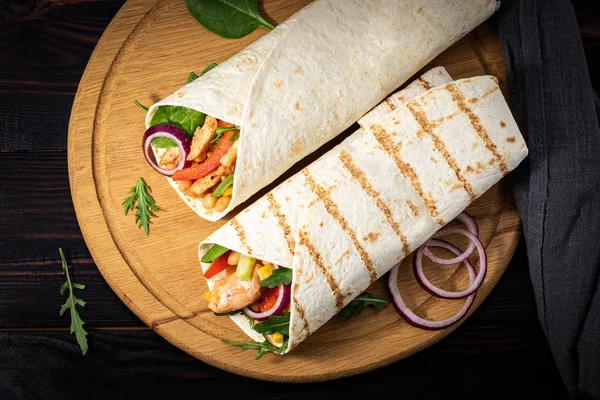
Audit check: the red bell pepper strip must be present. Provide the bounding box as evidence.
[172,130,236,181]
[204,251,231,280]
[258,286,280,312]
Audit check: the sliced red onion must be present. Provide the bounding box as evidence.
[387,243,477,330]
[243,282,291,321]
[414,237,486,299]
[423,212,478,265]
[142,124,191,176]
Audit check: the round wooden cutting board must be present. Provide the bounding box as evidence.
[68,0,518,382]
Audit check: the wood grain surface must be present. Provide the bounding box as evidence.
[8,0,600,396]
[69,0,524,382]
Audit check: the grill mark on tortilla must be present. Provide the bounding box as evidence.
[293,296,310,334]
[446,83,509,176]
[302,170,379,283]
[266,193,295,256]
[417,77,432,90]
[370,124,444,225]
[407,200,420,217]
[298,230,345,310]
[385,98,397,111]
[230,218,253,254]
[406,102,476,201]
[339,150,409,255]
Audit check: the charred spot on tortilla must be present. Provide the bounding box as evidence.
[177,92,185,98]
[466,165,475,173]
[291,139,302,156]
[319,222,324,227]
[338,90,344,99]
[385,98,397,111]
[363,232,380,243]
[468,97,478,104]
[501,121,508,128]
[417,77,432,90]
[294,100,303,111]
[417,5,424,13]
[506,136,516,142]
[251,123,258,129]
[294,67,302,74]
[273,79,283,89]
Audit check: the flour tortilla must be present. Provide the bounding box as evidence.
[199,70,528,354]
[147,0,498,221]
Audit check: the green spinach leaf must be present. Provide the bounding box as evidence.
[340,293,389,321]
[259,267,292,288]
[149,105,205,139]
[253,311,290,335]
[186,0,274,39]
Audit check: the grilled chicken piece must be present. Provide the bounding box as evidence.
[185,173,220,197]
[208,265,262,313]
[187,116,218,161]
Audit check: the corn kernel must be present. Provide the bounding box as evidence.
[204,291,212,301]
[271,331,283,344]
[257,264,275,281]
[222,186,233,197]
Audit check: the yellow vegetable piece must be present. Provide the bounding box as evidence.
[257,264,275,281]
[222,186,233,197]
[271,331,284,345]
[204,291,212,301]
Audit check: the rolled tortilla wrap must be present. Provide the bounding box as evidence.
[200,69,529,354]
[147,0,498,221]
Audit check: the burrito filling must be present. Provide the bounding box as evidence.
[202,244,292,346]
[144,114,239,212]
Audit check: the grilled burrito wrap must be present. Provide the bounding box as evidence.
[145,0,498,221]
[198,68,529,355]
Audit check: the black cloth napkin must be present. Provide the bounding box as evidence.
[497,0,600,397]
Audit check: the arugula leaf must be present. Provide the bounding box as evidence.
[222,339,277,360]
[200,63,218,75]
[150,137,177,148]
[230,130,239,141]
[58,248,88,355]
[340,293,389,321]
[122,178,160,236]
[211,174,234,198]
[201,244,229,263]
[185,0,274,39]
[134,100,149,111]
[259,267,292,288]
[187,63,218,84]
[211,126,239,144]
[253,311,290,335]
[187,71,199,84]
[149,105,205,139]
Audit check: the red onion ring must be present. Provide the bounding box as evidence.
[387,240,477,330]
[414,235,486,299]
[243,265,292,321]
[142,124,191,176]
[423,212,478,265]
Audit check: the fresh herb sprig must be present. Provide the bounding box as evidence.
[223,337,288,360]
[340,293,389,321]
[59,248,88,355]
[186,0,274,39]
[211,126,239,144]
[122,178,160,235]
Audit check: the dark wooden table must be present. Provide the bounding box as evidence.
[2,1,598,399]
